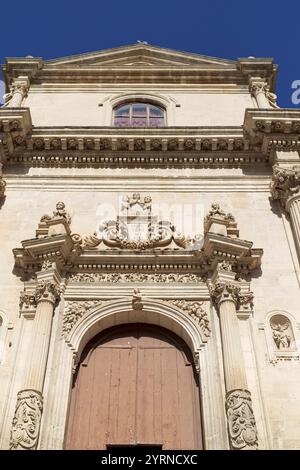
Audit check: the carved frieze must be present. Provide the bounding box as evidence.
[9,389,43,450]
[225,389,258,450]
[166,300,211,337]
[62,300,103,336]
[68,272,203,283]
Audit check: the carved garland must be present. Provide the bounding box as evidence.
[166,300,211,337]
[62,300,103,336]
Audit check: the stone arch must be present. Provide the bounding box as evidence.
[39,297,227,450]
[67,298,207,367]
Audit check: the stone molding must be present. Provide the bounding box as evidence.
[225,389,258,450]
[9,389,43,450]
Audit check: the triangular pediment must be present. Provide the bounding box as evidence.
[45,44,235,68]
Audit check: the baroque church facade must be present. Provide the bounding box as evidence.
[0,44,300,450]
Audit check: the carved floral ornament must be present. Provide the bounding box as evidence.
[9,389,43,450]
[62,298,211,339]
[225,389,258,450]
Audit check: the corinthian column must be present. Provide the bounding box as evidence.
[209,275,258,450]
[270,165,300,260]
[249,77,276,108]
[10,278,60,450]
[4,77,29,108]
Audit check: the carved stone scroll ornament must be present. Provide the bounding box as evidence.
[83,193,202,251]
[9,389,43,450]
[62,300,102,336]
[225,389,258,450]
[167,300,211,337]
[270,165,300,209]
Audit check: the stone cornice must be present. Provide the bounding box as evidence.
[1,108,299,170]
[13,215,263,279]
[244,109,300,155]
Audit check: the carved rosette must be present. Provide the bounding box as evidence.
[270,165,300,209]
[35,281,61,305]
[9,389,43,450]
[167,300,211,337]
[225,389,258,450]
[62,300,102,336]
[209,281,241,307]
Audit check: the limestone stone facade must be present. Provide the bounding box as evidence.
[0,44,300,450]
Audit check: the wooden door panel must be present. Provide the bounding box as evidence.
[65,324,203,450]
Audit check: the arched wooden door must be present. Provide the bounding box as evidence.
[65,323,203,449]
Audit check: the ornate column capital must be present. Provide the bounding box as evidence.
[9,389,43,450]
[35,280,61,305]
[225,389,258,450]
[249,77,278,109]
[249,77,268,97]
[4,76,30,107]
[209,280,241,307]
[270,164,300,210]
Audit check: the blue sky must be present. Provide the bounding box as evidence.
[0,0,299,107]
